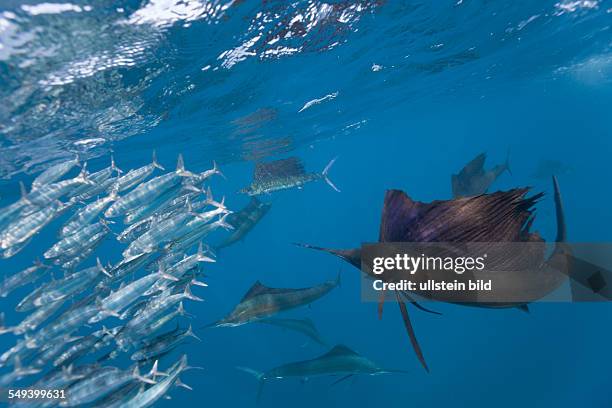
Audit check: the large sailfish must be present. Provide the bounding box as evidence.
[297,177,572,372]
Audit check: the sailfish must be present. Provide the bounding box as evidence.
[296,177,571,372]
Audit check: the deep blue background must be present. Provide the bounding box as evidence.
[1,1,611,407]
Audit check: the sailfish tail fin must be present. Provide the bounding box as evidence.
[321,157,340,192]
[237,366,265,402]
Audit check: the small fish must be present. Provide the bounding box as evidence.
[90,268,179,324]
[117,217,155,243]
[118,189,213,243]
[105,155,193,218]
[107,252,156,284]
[0,338,30,368]
[29,259,110,309]
[0,259,51,298]
[164,213,233,254]
[13,365,94,408]
[208,274,340,327]
[187,160,224,184]
[45,220,111,259]
[239,157,340,195]
[53,327,112,367]
[25,303,100,349]
[1,238,35,259]
[123,183,185,225]
[144,243,213,295]
[68,155,121,200]
[131,324,201,362]
[113,150,165,193]
[61,187,119,237]
[91,380,141,408]
[58,230,108,270]
[256,317,327,346]
[119,299,149,321]
[145,250,186,273]
[12,299,66,335]
[24,165,93,207]
[61,361,162,406]
[216,197,271,250]
[16,285,44,312]
[31,334,82,368]
[120,355,193,408]
[0,355,42,386]
[32,155,79,190]
[115,286,202,350]
[0,200,68,251]
[0,196,29,232]
[451,152,510,197]
[145,302,190,335]
[0,313,12,335]
[238,345,407,401]
[123,196,226,259]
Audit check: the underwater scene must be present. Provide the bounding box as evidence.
[0,1,611,407]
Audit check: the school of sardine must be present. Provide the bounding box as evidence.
[0,153,228,406]
[0,152,352,405]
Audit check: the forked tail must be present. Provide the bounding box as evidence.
[321,157,340,192]
[152,150,165,171]
[237,366,265,403]
[176,154,195,178]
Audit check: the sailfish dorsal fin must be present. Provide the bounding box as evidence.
[241,281,269,301]
[462,153,487,176]
[253,157,305,182]
[323,345,359,358]
[240,281,298,301]
[379,188,544,243]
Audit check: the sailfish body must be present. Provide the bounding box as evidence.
[451,152,510,197]
[239,345,407,401]
[239,157,339,195]
[297,177,569,372]
[217,197,271,249]
[209,275,340,327]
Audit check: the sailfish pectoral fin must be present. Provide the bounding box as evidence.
[552,176,566,243]
[401,292,442,315]
[516,304,530,314]
[331,374,354,386]
[395,290,429,373]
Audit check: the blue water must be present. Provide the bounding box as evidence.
[1,0,612,407]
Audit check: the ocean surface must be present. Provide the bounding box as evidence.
[0,1,611,407]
